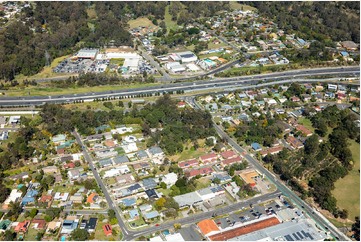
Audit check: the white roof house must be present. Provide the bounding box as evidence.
[9,116,21,124]
[54,192,69,201]
[3,189,23,207]
[104,166,130,178]
[166,233,185,241]
[122,143,138,153]
[161,172,178,187]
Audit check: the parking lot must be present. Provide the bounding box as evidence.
[53,58,94,74]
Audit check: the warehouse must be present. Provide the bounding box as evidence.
[75,49,99,60]
[166,62,186,73]
[169,51,198,63]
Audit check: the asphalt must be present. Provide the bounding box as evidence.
[190,97,351,241]
[0,66,358,106]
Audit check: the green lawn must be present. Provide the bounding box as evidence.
[110,58,125,66]
[171,146,208,162]
[94,222,120,241]
[128,17,156,29]
[195,177,211,190]
[24,228,44,241]
[297,117,315,132]
[229,2,257,11]
[332,139,360,221]
[164,5,181,32]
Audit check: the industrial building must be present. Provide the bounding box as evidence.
[75,49,99,60]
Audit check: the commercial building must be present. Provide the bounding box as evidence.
[170,51,198,63]
[75,49,99,60]
[239,169,262,187]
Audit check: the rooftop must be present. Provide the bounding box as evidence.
[197,219,220,236]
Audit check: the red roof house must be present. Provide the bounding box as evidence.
[221,156,242,168]
[178,159,199,169]
[14,220,30,233]
[186,167,213,178]
[199,153,218,164]
[103,224,112,236]
[220,150,237,159]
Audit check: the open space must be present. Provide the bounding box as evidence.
[332,139,360,221]
[128,17,156,29]
[229,2,257,11]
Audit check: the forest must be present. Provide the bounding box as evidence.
[244,1,360,44]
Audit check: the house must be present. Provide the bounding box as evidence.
[260,146,284,157]
[38,195,53,208]
[31,219,46,230]
[291,96,301,102]
[197,219,220,237]
[99,158,113,168]
[21,189,39,206]
[137,150,149,160]
[212,173,232,183]
[9,116,21,124]
[174,192,202,208]
[121,198,137,207]
[341,41,358,51]
[7,172,29,181]
[85,218,97,233]
[0,131,8,140]
[196,186,225,201]
[301,94,311,102]
[264,98,277,106]
[286,136,304,149]
[132,162,150,171]
[115,173,135,185]
[220,150,237,159]
[178,159,199,169]
[104,140,116,148]
[3,189,23,209]
[221,156,242,167]
[69,193,83,204]
[295,125,312,137]
[139,204,153,213]
[14,220,30,233]
[239,169,261,187]
[64,162,76,169]
[148,146,164,157]
[68,168,81,180]
[143,211,160,221]
[104,166,130,178]
[129,209,140,220]
[185,167,213,179]
[177,101,186,108]
[199,153,218,164]
[328,84,338,91]
[51,134,66,144]
[0,220,11,231]
[113,155,129,164]
[103,224,112,237]
[145,189,159,199]
[160,173,178,187]
[42,166,58,174]
[87,193,99,204]
[86,134,104,142]
[46,221,61,233]
[54,192,69,202]
[61,219,79,234]
[142,178,157,190]
[251,142,262,151]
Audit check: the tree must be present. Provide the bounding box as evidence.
[352,217,360,241]
[213,177,221,184]
[304,135,319,155]
[2,230,16,241]
[205,138,214,146]
[70,228,89,241]
[154,197,166,210]
[117,101,124,107]
[84,179,97,190]
[160,182,167,189]
[29,208,38,218]
[103,102,114,110]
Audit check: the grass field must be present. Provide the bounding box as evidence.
[94,222,120,241]
[195,177,211,190]
[4,82,158,97]
[86,5,97,19]
[164,4,182,32]
[110,58,125,66]
[332,139,360,221]
[128,17,156,29]
[297,117,315,132]
[229,2,257,11]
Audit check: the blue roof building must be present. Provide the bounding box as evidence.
[61,220,79,234]
[251,143,262,151]
[21,189,39,206]
[142,178,157,190]
[340,51,349,57]
[121,198,136,207]
[143,211,160,220]
[137,150,149,159]
[129,209,140,220]
[113,155,129,164]
[128,184,141,193]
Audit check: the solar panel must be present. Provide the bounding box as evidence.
[292,233,300,240]
[301,230,308,237]
[285,235,294,241]
[296,232,304,239]
[306,233,314,240]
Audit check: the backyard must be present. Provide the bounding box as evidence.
[332,139,360,221]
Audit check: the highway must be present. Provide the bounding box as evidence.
[0,66,358,106]
[189,97,351,241]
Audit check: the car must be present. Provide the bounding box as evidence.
[217,222,221,225]
[155,224,160,227]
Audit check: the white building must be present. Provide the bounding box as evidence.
[104,166,130,178]
[174,51,198,63]
[54,192,69,202]
[166,233,185,241]
[76,49,98,60]
[122,143,138,153]
[111,126,133,135]
[165,62,186,73]
[161,173,178,187]
[9,116,21,124]
[3,189,23,208]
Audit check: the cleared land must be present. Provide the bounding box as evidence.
[297,117,315,132]
[332,139,360,221]
[128,17,156,29]
[229,2,257,11]
[164,4,182,31]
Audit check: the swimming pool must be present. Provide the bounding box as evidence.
[162,230,170,236]
[61,236,66,241]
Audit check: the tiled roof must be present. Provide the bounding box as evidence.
[198,219,220,236]
[209,217,280,241]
